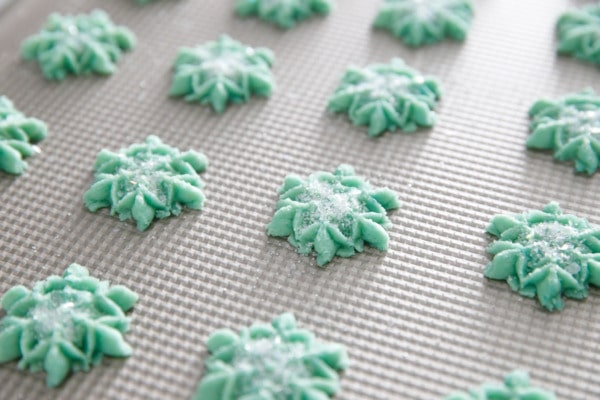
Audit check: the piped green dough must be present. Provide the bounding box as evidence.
[445,370,556,400]
[235,0,333,29]
[21,10,135,80]
[0,96,47,175]
[484,202,600,312]
[169,35,275,113]
[557,5,600,66]
[527,89,600,175]
[374,0,474,47]
[328,58,441,137]
[84,136,208,231]
[267,165,400,266]
[193,313,349,400]
[0,264,138,387]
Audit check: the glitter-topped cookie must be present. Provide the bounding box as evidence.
[557,5,600,66]
[485,202,600,312]
[169,35,275,113]
[193,313,348,400]
[268,165,400,266]
[445,370,556,400]
[527,89,600,175]
[328,58,441,137]
[235,0,333,29]
[22,10,135,80]
[0,96,47,175]
[374,0,474,47]
[0,264,138,387]
[84,136,208,231]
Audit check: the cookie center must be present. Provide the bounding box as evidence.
[562,106,600,137]
[355,72,424,106]
[525,221,587,274]
[297,178,366,235]
[29,288,96,342]
[116,152,173,200]
[232,337,310,398]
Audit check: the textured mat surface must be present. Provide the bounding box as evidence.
[1,0,600,399]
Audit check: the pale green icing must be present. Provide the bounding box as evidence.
[21,10,136,80]
[169,35,275,113]
[0,96,47,175]
[0,264,138,387]
[445,370,556,400]
[485,202,600,312]
[84,136,208,231]
[193,313,348,400]
[374,0,474,47]
[527,89,600,175]
[328,58,441,137]
[267,165,400,266]
[557,5,600,66]
[235,0,333,29]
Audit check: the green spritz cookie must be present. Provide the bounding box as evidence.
[235,0,333,29]
[169,35,275,113]
[328,58,441,137]
[193,313,348,400]
[527,89,600,175]
[22,10,135,80]
[0,264,138,387]
[0,96,47,175]
[445,370,556,400]
[267,165,400,266]
[84,136,208,231]
[485,202,600,312]
[557,5,600,66]
[374,0,474,47]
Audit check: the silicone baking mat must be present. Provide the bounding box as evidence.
[1,0,599,399]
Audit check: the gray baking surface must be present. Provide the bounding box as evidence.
[1,0,599,399]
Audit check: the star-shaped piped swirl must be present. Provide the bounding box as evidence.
[445,370,556,400]
[527,89,600,174]
[0,96,47,175]
[374,0,474,47]
[84,136,208,231]
[328,58,441,137]
[485,202,600,312]
[268,165,400,266]
[193,313,349,400]
[235,0,333,29]
[169,35,275,113]
[557,5,600,66]
[21,10,135,80]
[0,264,138,387]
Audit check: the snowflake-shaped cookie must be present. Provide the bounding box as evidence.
[193,313,348,400]
[557,5,600,66]
[235,0,333,29]
[169,35,275,113]
[21,10,136,80]
[527,89,600,175]
[84,136,208,231]
[485,202,600,312]
[0,264,138,387]
[374,0,474,47]
[268,165,400,266]
[328,58,441,137]
[445,370,556,400]
[0,96,47,175]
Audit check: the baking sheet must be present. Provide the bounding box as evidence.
[1,0,600,399]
